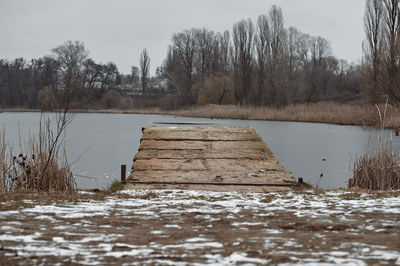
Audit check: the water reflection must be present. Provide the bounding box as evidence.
[1,112,398,189]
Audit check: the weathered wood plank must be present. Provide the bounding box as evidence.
[206,131,262,141]
[139,140,209,150]
[142,131,262,141]
[133,159,285,172]
[144,126,256,133]
[139,140,270,151]
[142,130,205,141]
[129,170,294,184]
[125,183,293,193]
[133,159,207,171]
[210,141,270,151]
[134,149,274,160]
[206,159,285,172]
[135,150,204,160]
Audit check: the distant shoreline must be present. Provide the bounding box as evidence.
[1,102,399,130]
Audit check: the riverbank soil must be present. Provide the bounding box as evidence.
[0,189,399,265]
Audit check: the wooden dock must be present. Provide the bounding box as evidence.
[126,126,296,192]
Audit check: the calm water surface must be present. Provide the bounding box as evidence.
[1,112,398,189]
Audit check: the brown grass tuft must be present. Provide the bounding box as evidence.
[108,181,125,193]
[0,114,75,193]
[0,131,7,192]
[4,102,400,129]
[350,103,400,190]
[170,102,400,129]
[350,142,400,190]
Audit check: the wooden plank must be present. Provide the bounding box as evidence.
[206,131,262,141]
[133,159,285,172]
[125,183,293,193]
[135,150,204,160]
[210,141,270,151]
[139,140,208,150]
[144,126,256,133]
[206,159,285,172]
[134,149,274,160]
[128,181,294,187]
[133,159,207,171]
[129,170,294,184]
[142,130,205,141]
[142,131,262,141]
[139,140,270,151]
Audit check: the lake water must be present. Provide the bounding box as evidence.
[1,112,399,190]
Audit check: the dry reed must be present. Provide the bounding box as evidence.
[4,102,400,129]
[0,131,7,192]
[171,103,400,129]
[0,114,75,193]
[349,103,400,190]
[350,142,400,190]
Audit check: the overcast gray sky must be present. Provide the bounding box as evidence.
[0,0,365,74]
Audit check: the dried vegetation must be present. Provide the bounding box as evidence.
[0,110,75,193]
[350,103,400,190]
[5,102,400,129]
[171,102,400,129]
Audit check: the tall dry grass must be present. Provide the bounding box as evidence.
[4,102,400,129]
[350,142,400,190]
[171,102,400,129]
[349,103,400,190]
[0,113,75,193]
[0,131,7,192]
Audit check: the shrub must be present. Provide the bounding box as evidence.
[39,86,57,111]
[101,90,121,109]
[197,73,234,106]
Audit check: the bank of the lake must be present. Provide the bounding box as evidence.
[2,102,400,129]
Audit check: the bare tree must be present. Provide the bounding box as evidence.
[130,66,140,87]
[266,5,287,105]
[382,0,400,104]
[51,40,88,101]
[231,19,254,105]
[219,31,231,73]
[285,27,303,101]
[255,14,270,105]
[304,36,332,102]
[82,58,102,101]
[364,0,383,103]
[172,30,198,104]
[140,49,150,94]
[195,28,215,82]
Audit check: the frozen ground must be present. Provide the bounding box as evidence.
[0,189,400,265]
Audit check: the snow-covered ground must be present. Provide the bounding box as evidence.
[0,189,400,265]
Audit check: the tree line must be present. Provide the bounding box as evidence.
[160,5,365,108]
[0,5,376,110]
[0,40,143,109]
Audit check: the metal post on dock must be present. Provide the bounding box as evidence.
[121,164,126,183]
